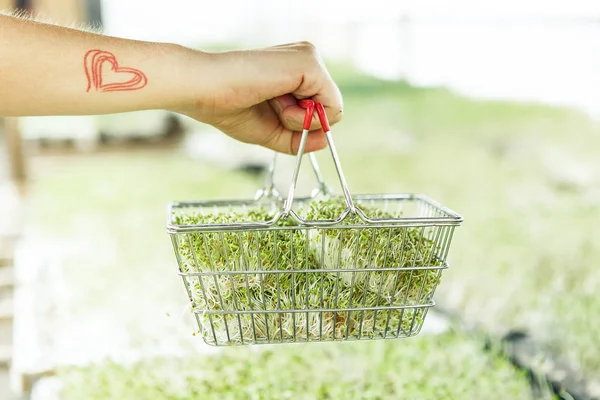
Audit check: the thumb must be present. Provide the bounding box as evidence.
[269,94,324,132]
[268,95,327,154]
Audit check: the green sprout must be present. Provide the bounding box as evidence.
[172,198,442,345]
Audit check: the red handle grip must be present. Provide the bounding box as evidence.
[314,102,331,133]
[298,100,331,133]
[298,99,315,131]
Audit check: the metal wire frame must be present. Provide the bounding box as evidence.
[166,193,462,234]
[168,195,459,346]
[166,100,463,346]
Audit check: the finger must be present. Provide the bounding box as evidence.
[309,83,344,127]
[270,95,337,132]
[286,49,344,126]
[269,95,321,131]
[316,101,344,126]
[291,129,327,155]
[281,103,343,131]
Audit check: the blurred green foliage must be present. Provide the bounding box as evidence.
[29,59,600,397]
[58,330,534,400]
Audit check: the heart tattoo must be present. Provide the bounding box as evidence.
[84,49,148,92]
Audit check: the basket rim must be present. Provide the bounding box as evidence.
[166,193,463,234]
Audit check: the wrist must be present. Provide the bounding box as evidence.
[163,43,220,115]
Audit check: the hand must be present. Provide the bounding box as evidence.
[173,42,344,155]
[0,14,341,154]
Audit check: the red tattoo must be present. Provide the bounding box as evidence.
[84,49,148,92]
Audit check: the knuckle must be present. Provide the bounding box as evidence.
[298,40,316,52]
[303,78,321,94]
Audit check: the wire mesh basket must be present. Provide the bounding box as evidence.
[166,100,463,346]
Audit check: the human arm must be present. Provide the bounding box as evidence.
[0,13,343,154]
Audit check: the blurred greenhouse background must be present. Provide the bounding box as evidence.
[1,0,600,399]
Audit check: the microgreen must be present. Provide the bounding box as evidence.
[172,198,442,345]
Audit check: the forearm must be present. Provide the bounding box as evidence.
[0,14,211,117]
[0,14,344,154]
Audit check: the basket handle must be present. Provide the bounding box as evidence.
[254,145,330,202]
[282,99,356,215]
[254,152,281,201]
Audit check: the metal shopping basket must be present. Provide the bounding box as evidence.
[166,100,463,346]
